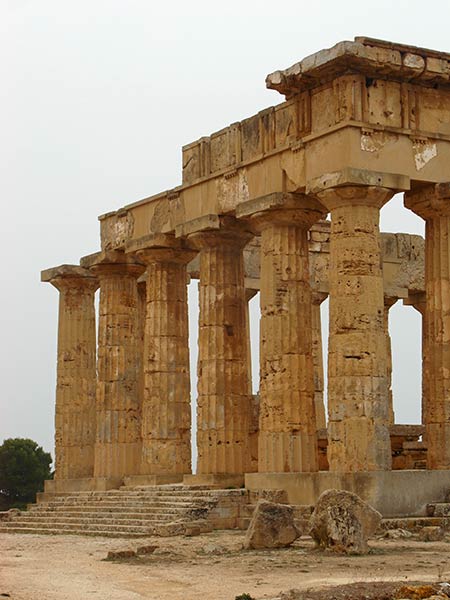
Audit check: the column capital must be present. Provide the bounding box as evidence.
[177,214,253,249]
[236,192,326,232]
[127,233,197,265]
[311,291,328,306]
[384,296,398,310]
[80,250,145,278]
[317,185,394,211]
[403,291,426,315]
[404,183,450,220]
[41,265,99,292]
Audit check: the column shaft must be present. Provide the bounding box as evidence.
[311,293,327,431]
[425,215,450,466]
[140,255,193,474]
[319,187,393,472]
[259,223,318,472]
[194,236,252,474]
[93,263,143,479]
[45,271,98,480]
[384,298,397,425]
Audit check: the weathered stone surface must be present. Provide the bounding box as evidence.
[82,251,145,479]
[132,234,196,476]
[405,184,450,469]
[309,489,382,554]
[244,499,301,549]
[418,525,444,542]
[41,266,98,480]
[317,186,394,472]
[0,509,20,522]
[106,549,136,560]
[186,216,254,475]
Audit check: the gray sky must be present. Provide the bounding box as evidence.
[1,0,447,461]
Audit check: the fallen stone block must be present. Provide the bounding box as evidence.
[418,525,445,542]
[136,545,157,555]
[309,489,381,554]
[106,549,136,560]
[244,499,301,550]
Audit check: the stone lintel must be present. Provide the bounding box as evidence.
[403,291,426,310]
[126,232,182,254]
[236,192,315,219]
[405,182,450,219]
[175,214,221,238]
[80,249,143,269]
[306,168,410,195]
[41,264,96,283]
[266,37,450,98]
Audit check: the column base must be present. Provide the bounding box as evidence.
[245,470,450,517]
[123,474,184,487]
[184,474,245,488]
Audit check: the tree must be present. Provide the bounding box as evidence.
[0,438,52,509]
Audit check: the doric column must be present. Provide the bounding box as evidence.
[184,217,253,475]
[317,186,395,472]
[128,234,196,476]
[245,286,259,473]
[81,251,145,480]
[237,192,326,473]
[41,265,98,480]
[405,183,450,468]
[384,297,398,425]
[404,293,428,436]
[311,292,327,431]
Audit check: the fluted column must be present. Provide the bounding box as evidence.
[384,297,398,425]
[82,251,145,479]
[404,293,428,435]
[41,265,98,480]
[311,292,327,431]
[187,219,253,474]
[405,183,450,468]
[133,236,196,476]
[238,192,326,473]
[317,186,394,472]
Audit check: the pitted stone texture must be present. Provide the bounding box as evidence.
[244,499,302,549]
[237,194,326,473]
[318,186,394,472]
[189,222,253,475]
[137,244,195,476]
[311,292,327,430]
[41,267,98,480]
[405,184,450,468]
[309,489,382,554]
[89,257,145,479]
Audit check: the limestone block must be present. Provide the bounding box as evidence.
[318,186,394,472]
[418,526,444,542]
[244,499,302,549]
[309,489,382,554]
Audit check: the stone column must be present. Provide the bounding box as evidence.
[130,235,196,477]
[186,218,253,475]
[317,186,394,472]
[238,192,326,473]
[41,266,98,480]
[405,183,450,468]
[384,297,398,425]
[245,287,259,473]
[404,293,428,436]
[82,251,145,480]
[311,292,327,431]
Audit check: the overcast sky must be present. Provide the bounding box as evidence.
[2,0,447,463]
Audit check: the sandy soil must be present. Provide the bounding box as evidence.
[1,531,449,600]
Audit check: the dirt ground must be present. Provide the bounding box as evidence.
[1,531,449,600]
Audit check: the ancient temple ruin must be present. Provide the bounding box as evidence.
[40,37,450,515]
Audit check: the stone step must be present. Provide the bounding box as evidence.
[32,499,206,509]
[28,508,190,518]
[426,503,450,517]
[9,514,184,526]
[36,494,221,505]
[0,526,151,538]
[0,521,157,534]
[380,516,450,531]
